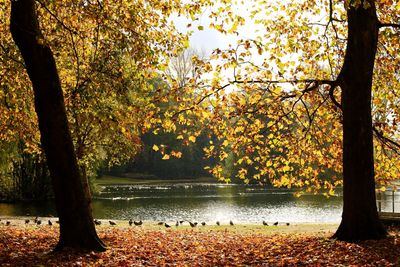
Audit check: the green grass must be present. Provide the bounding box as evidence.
[1,216,338,235]
[94,175,218,186]
[87,221,338,235]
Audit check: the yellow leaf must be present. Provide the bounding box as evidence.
[162,154,170,160]
[189,136,196,143]
[176,135,184,140]
[152,144,159,151]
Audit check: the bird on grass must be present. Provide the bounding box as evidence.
[273,222,278,226]
[230,220,234,226]
[94,219,101,225]
[216,221,220,226]
[286,223,290,226]
[179,220,184,225]
[48,220,52,226]
[109,220,116,226]
[6,221,10,226]
[34,217,38,223]
[36,220,42,225]
[263,221,268,226]
[25,219,30,224]
[201,222,206,226]
[189,221,196,228]
[175,221,179,227]
[165,223,171,228]
[129,219,133,226]
[134,220,143,226]
[55,220,59,224]
[157,222,164,226]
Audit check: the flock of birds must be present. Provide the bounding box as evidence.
[89,219,289,228]
[1,218,290,227]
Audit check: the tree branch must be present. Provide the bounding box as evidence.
[378,22,400,29]
[329,85,342,110]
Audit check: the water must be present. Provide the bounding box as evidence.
[0,183,347,223]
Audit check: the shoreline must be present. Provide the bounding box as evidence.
[0,216,339,235]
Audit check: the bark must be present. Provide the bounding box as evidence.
[10,0,106,251]
[333,1,386,241]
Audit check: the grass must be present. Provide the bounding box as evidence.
[0,217,338,235]
[94,175,218,186]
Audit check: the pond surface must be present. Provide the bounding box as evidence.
[0,183,347,223]
[1,184,397,223]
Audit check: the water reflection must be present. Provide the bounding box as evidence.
[0,184,344,223]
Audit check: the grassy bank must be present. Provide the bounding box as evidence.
[0,217,338,235]
[94,175,218,186]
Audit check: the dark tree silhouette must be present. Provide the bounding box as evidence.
[10,0,106,251]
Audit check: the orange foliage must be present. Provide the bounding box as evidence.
[1,225,400,266]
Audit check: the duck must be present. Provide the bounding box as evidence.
[263,221,268,226]
[134,220,143,226]
[109,220,117,226]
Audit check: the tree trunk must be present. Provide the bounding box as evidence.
[333,0,386,241]
[10,0,106,251]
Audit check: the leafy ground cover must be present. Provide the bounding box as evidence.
[0,222,399,266]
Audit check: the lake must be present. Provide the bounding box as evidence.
[1,183,398,223]
[0,183,346,223]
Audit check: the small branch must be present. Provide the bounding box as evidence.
[378,22,400,29]
[373,127,400,150]
[329,85,342,110]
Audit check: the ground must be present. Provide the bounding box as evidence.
[0,219,400,266]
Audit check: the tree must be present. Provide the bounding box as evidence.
[160,0,399,241]
[5,0,200,250]
[10,0,106,251]
[333,0,386,241]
